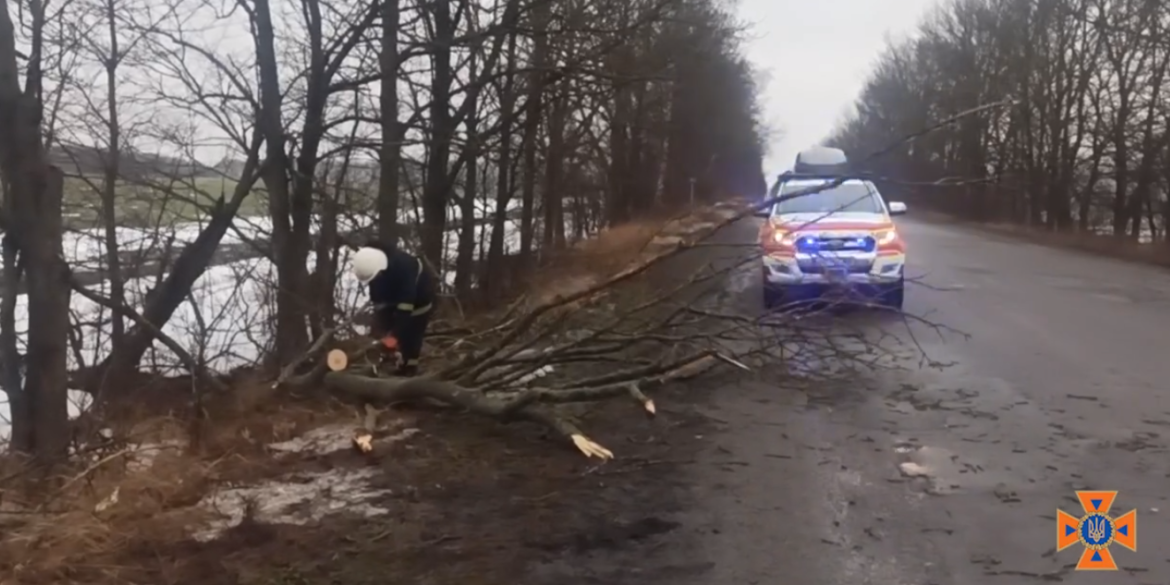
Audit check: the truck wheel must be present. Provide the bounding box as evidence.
[764,286,780,309]
[882,280,904,310]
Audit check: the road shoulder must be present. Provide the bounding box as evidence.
[910,210,1170,272]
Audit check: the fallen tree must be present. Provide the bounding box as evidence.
[278,205,747,458]
[276,199,950,459]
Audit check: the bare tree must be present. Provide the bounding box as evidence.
[0,0,71,459]
[830,0,1170,243]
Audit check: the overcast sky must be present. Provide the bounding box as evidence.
[736,0,940,172]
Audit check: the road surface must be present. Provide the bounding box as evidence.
[529,215,1170,584]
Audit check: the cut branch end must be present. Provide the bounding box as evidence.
[570,433,614,460]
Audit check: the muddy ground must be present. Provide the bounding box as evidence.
[142,374,725,585]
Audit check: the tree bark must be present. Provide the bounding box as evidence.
[420,0,454,269]
[377,0,401,245]
[483,27,519,300]
[0,0,71,461]
[517,0,550,266]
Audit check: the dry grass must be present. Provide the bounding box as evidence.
[1,448,213,583]
[4,464,270,582]
[527,219,670,304]
[0,382,360,584]
[524,205,737,302]
[514,204,742,318]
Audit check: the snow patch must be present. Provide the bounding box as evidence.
[267,421,420,457]
[192,467,393,542]
[124,439,187,472]
[267,423,358,456]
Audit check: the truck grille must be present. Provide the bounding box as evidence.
[798,257,873,274]
[794,234,875,253]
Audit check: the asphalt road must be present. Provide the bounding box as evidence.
[533,215,1170,584]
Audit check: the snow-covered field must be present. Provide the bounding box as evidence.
[62,198,523,269]
[0,203,525,440]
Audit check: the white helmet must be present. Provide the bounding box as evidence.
[351,247,389,283]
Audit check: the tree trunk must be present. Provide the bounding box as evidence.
[100,171,260,388]
[483,28,519,300]
[517,0,550,266]
[254,0,316,366]
[377,0,401,245]
[420,0,454,268]
[24,167,69,460]
[541,90,566,250]
[101,0,125,345]
[0,4,71,461]
[454,53,480,298]
[606,84,630,226]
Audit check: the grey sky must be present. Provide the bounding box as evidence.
[737,0,940,172]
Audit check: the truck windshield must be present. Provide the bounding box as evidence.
[773,182,882,215]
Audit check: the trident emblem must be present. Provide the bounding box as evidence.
[1084,516,1108,543]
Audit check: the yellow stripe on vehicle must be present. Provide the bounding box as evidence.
[411,303,432,316]
[397,303,415,311]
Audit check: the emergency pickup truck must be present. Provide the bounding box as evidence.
[758,148,908,309]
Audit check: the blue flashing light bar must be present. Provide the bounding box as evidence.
[795,236,875,253]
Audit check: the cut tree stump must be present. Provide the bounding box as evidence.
[327,349,348,372]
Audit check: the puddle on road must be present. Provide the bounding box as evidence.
[897,445,963,494]
[895,444,1027,496]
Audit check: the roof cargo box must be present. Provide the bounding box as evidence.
[793,146,848,174]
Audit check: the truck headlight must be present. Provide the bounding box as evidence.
[772,231,797,246]
[874,228,897,246]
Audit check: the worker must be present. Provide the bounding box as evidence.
[350,242,435,377]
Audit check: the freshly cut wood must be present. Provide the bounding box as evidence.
[327,349,348,371]
[353,431,374,453]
